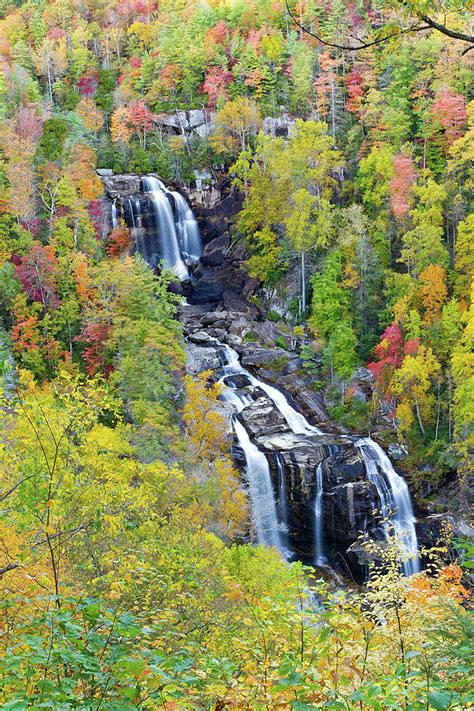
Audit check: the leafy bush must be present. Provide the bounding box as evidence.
[329,398,373,432]
[275,336,287,350]
[39,118,70,161]
[267,309,281,322]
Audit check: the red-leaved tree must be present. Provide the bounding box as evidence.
[431,87,468,143]
[368,322,419,397]
[200,67,233,108]
[390,153,415,218]
[15,244,60,311]
[76,320,111,376]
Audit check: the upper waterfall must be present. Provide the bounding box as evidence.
[110,175,202,280]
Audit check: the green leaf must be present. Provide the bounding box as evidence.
[2,701,29,711]
[428,691,452,710]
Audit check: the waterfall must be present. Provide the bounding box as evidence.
[219,350,284,552]
[217,343,321,435]
[141,176,189,280]
[216,342,324,556]
[356,437,419,576]
[111,202,118,228]
[314,463,326,566]
[233,419,284,550]
[275,452,289,547]
[214,341,419,574]
[172,191,202,259]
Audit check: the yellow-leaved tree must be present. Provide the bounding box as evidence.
[183,370,249,539]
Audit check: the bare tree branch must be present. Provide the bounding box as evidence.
[419,13,474,46]
[0,561,20,577]
[285,0,474,52]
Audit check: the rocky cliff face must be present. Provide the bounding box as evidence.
[102,172,455,580]
[184,304,388,577]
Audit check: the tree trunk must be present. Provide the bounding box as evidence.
[330,71,336,142]
[47,60,53,104]
[414,397,426,438]
[301,251,306,314]
[435,379,441,440]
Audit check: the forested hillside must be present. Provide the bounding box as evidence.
[0,0,472,707]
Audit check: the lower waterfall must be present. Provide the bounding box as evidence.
[356,438,420,576]
[233,419,284,551]
[215,340,419,575]
[314,463,326,566]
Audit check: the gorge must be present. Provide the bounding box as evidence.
[105,173,421,580]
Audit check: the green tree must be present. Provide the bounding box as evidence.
[284,188,332,314]
[399,175,449,276]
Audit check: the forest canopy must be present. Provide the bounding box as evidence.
[0,0,472,707]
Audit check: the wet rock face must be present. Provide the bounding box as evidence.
[240,397,381,572]
[101,174,141,198]
[182,328,385,578]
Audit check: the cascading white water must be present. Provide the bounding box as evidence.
[172,191,202,259]
[356,437,419,576]
[218,343,321,435]
[141,176,189,280]
[111,202,118,228]
[215,341,419,574]
[274,452,289,547]
[216,342,324,557]
[219,354,284,552]
[233,418,284,550]
[314,463,326,566]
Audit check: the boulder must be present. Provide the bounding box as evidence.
[242,347,291,368]
[101,174,141,197]
[351,367,374,384]
[263,115,295,137]
[250,320,288,347]
[350,387,368,403]
[388,442,409,461]
[200,232,230,267]
[229,317,253,338]
[188,330,212,344]
[238,397,289,438]
[188,109,211,128]
[186,343,222,374]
